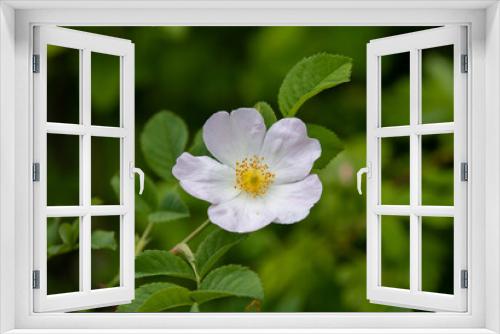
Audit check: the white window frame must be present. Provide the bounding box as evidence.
[32,26,135,312]
[366,26,468,312]
[1,1,499,333]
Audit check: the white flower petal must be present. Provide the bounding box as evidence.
[267,174,323,224]
[208,194,274,233]
[260,118,321,184]
[203,108,266,167]
[172,152,239,204]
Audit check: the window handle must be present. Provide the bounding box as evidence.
[357,164,371,195]
[130,162,145,195]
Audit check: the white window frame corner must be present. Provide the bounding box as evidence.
[0,1,499,333]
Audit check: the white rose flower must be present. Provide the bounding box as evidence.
[172,108,323,233]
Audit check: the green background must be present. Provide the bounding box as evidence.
[45,26,455,312]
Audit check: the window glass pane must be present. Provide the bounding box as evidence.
[421,216,454,294]
[47,134,80,206]
[381,136,410,205]
[91,52,120,127]
[47,45,80,124]
[421,134,454,206]
[421,45,454,124]
[47,217,80,294]
[381,52,410,127]
[381,215,410,289]
[91,216,120,290]
[91,137,121,205]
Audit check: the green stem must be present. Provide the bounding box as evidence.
[170,219,211,253]
[136,221,154,256]
[106,221,154,287]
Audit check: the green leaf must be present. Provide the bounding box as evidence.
[59,222,78,246]
[135,250,195,280]
[138,285,192,312]
[116,282,187,312]
[191,265,264,304]
[148,189,190,224]
[306,124,344,169]
[47,218,61,246]
[91,230,117,251]
[140,111,188,181]
[254,101,277,128]
[189,129,210,156]
[190,303,200,312]
[278,53,352,117]
[195,229,247,278]
[47,244,74,259]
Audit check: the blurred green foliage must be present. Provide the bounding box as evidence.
[46,26,455,312]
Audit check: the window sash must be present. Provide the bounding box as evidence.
[366,26,468,312]
[32,26,135,313]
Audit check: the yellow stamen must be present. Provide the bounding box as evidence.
[235,155,275,197]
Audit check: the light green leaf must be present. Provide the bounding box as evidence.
[191,265,264,304]
[190,303,200,312]
[254,101,277,128]
[59,222,78,246]
[138,285,192,312]
[91,230,117,251]
[195,229,247,278]
[135,250,195,280]
[116,282,183,312]
[189,129,210,156]
[278,53,352,117]
[47,244,74,259]
[306,124,344,170]
[140,111,188,181]
[47,218,61,246]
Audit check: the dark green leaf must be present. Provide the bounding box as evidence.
[116,282,183,312]
[195,229,247,278]
[147,189,190,224]
[191,265,264,304]
[254,101,277,128]
[138,285,192,312]
[148,211,190,224]
[91,230,117,251]
[190,303,200,312]
[140,111,188,181]
[307,124,344,169]
[135,250,195,280]
[189,129,210,156]
[278,53,352,117]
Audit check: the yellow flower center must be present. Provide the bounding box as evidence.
[235,156,275,197]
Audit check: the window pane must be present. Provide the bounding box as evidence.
[47,134,80,206]
[91,137,121,205]
[47,45,80,124]
[421,45,454,124]
[381,136,410,205]
[421,134,454,206]
[91,52,120,127]
[91,216,120,290]
[421,217,454,294]
[47,217,80,294]
[381,52,410,127]
[381,215,410,289]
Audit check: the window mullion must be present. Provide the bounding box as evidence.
[409,48,422,292]
[80,48,92,293]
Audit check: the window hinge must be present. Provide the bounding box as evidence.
[32,163,40,182]
[461,269,468,289]
[461,162,468,182]
[32,54,40,73]
[461,54,468,73]
[32,270,40,289]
